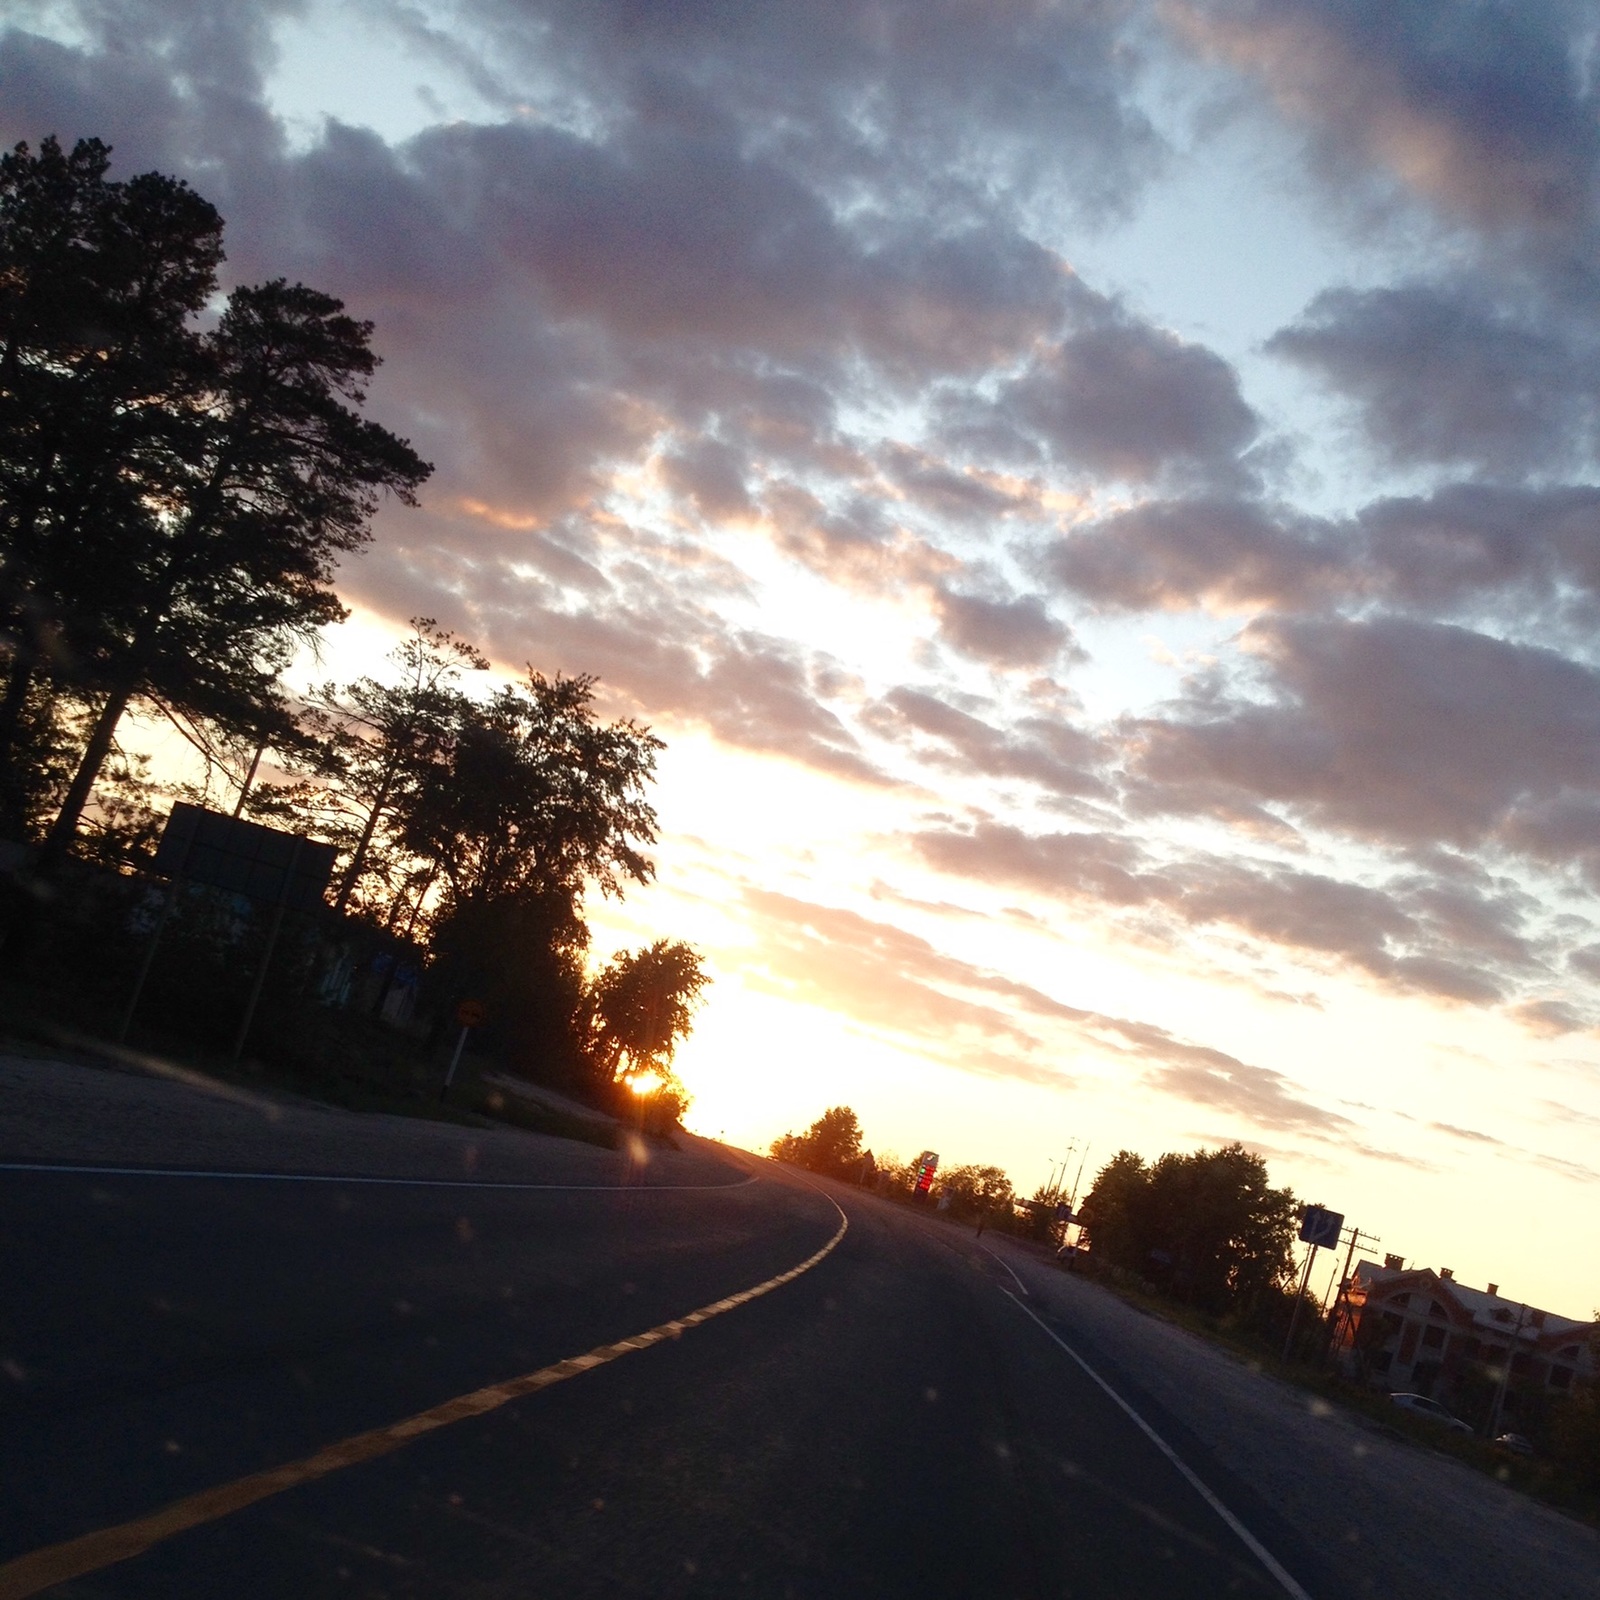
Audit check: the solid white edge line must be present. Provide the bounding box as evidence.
[981,1242,1031,1296]
[998,1286,1315,1600]
[0,1160,757,1192]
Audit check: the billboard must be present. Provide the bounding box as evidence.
[152,802,337,911]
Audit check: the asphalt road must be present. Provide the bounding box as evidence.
[0,1146,1326,1600]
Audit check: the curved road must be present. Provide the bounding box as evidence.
[0,1136,1317,1598]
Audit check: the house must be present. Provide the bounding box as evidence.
[1335,1260,1596,1426]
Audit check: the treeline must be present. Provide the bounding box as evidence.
[771,1107,1312,1329]
[0,136,704,1106]
[769,1106,1018,1227]
[1076,1144,1301,1323]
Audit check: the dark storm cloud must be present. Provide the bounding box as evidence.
[1168,0,1600,243]
[1269,284,1600,476]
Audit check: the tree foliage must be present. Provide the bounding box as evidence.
[0,136,432,865]
[399,671,661,912]
[587,939,710,1085]
[771,1105,864,1177]
[936,1163,1015,1222]
[297,618,487,915]
[1079,1143,1298,1314]
[0,135,710,1117]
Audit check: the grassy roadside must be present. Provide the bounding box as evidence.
[988,1232,1600,1529]
[0,980,620,1151]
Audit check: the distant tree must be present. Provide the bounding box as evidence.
[1080,1143,1297,1314]
[936,1163,1014,1223]
[771,1105,863,1177]
[586,938,709,1086]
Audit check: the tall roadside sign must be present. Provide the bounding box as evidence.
[1283,1203,1345,1362]
[121,803,338,1057]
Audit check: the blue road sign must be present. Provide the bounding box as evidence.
[1299,1205,1344,1248]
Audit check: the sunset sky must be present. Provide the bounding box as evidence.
[7,0,1600,1318]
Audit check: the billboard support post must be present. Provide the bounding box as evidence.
[230,836,304,1065]
[117,829,198,1045]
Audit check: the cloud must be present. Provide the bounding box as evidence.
[1043,483,1600,620]
[1167,0,1600,244]
[946,304,1262,486]
[864,689,1111,804]
[930,586,1079,669]
[1043,497,1347,613]
[1129,613,1600,853]
[910,818,1547,1007]
[740,886,1344,1130]
[1268,283,1600,476]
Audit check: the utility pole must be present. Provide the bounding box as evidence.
[1054,1139,1079,1201]
[1322,1223,1381,1361]
[231,739,267,819]
[1068,1143,1091,1211]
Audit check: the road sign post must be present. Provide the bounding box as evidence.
[441,999,486,1098]
[1283,1204,1345,1363]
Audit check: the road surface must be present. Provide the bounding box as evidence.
[5,1156,1309,1596]
[2,1057,1595,1598]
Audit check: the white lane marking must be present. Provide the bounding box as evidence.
[0,1197,848,1599]
[981,1242,1031,1296]
[0,1160,757,1192]
[999,1288,1315,1600]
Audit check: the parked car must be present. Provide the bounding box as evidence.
[1494,1432,1534,1457]
[1388,1393,1473,1434]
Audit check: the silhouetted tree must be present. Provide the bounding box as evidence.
[771,1106,864,1177]
[297,618,487,916]
[37,278,431,870]
[586,938,709,1086]
[1080,1143,1297,1314]
[936,1163,1015,1223]
[0,135,225,831]
[399,670,661,911]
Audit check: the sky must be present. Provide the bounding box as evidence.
[5,0,1600,1319]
